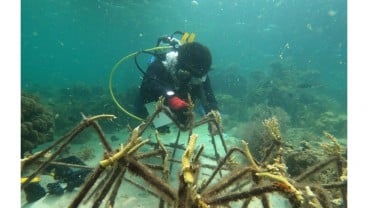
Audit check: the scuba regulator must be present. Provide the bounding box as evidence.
[109,31,196,121]
[134,31,195,76]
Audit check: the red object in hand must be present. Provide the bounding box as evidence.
[168,96,188,110]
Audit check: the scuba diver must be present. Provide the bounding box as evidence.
[134,32,222,134]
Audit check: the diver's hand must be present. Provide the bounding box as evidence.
[208,110,223,136]
[168,96,188,110]
[208,122,223,136]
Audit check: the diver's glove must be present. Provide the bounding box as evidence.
[168,96,188,110]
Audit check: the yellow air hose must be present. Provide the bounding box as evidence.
[109,45,173,121]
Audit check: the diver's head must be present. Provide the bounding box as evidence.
[176,42,212,80]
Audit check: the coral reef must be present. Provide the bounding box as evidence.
[21,93,55,157]
[228,113,290,161]
[21,59,347,207]
[49,83,137,135]
[21,105,347,207]
[285,149,320,177]
[315,111,347,138]
[213,60,346,141]
[23,59,347,149]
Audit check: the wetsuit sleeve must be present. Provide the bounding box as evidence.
[201,76,219,112]
[140,60,175,103]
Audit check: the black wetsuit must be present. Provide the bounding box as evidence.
[135,57,218,118]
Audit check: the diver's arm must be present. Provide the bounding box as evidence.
[140,61,176,102]
[201,76,219,112]
[201,76,222,136]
